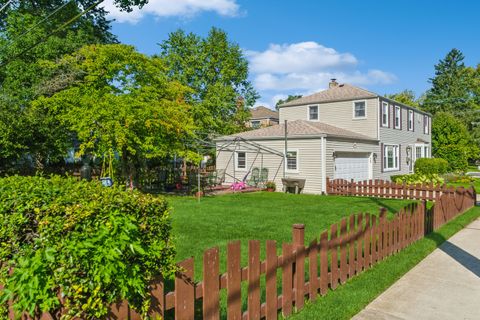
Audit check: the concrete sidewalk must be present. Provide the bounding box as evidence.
[353,218,480,320]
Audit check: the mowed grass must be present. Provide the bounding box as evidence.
[287,205,480,320]
[168,192,415,279]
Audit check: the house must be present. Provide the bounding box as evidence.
[215,79,431,194]
[247,106,279,128]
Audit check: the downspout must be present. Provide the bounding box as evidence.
[284,120,288,178]
[321,136,327,194]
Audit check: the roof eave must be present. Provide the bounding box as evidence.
[278,95,379,108]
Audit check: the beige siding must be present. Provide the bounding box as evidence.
[325,138,380,179]
[378,98,432,180]
[279,98,379,139]
[215,138,324,194]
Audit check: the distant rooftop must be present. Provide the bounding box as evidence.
[249,106,279,119]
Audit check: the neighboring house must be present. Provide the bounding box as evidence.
[215,79,431,194]
[247,106,279,128]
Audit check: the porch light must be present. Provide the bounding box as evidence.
[372,153,377,163]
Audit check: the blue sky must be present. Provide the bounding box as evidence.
[106,0,480,108]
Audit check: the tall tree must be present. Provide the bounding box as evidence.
[0,0,146,171]
[423,49,475,117]
[32,44,197,184]
[275,94,303,110]
[158,27,259,138]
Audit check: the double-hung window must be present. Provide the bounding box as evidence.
[286,150,298,172]
[383,145,399,171]
[424,115,429,134]
[353,101,366,118]
[408,110,414,131]
[251,120,261,129]
[308,106,319,121]
[235,152,246,170]
[381,102,389,127]
[394,106,401,129]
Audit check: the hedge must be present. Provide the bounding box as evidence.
[414,158,449,175]
[390,173,445,185]
[0,175,175,319]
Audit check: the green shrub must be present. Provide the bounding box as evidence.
[414,158,449,175]
[435,145,470,172]
[0,175,175,319]
[391,173,445,185]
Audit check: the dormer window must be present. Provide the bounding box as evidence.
[308,105,319,121]
[353,101,366,119]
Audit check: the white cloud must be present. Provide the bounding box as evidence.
[246,41,397,109]
[246,42,358,74]
[104,0,240,24]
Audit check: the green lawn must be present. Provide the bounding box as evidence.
[168,192,415,279]
[287,205,480,320]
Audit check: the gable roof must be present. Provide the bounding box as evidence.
[249,106,279,120]
[217,120,376,141]
[279,83,377,107]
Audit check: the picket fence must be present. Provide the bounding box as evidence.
[3,187,476,320]
[326,178,458,201]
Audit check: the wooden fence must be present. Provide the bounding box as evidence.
[3,187,476,319]
[326,178,460,201]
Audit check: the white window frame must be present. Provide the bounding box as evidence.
[424,115,429,134]
[408,110,414,131]
[394,105,401,129]
[235,151,247,171]
[352,100,367,119]
[308,105,319,121]
[424,146,430,158]
[285,149,299,173]
[381,102,389,127]
[383,144,399,171]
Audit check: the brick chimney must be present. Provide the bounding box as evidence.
[329,78,339,88]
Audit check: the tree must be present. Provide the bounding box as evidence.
[384,90,420,107]
[32,44,197,184]
[423,49,476,118]
[158,27,259,138]
[431,112,478,172]
[0,0,146,171]
[275,95,303,110]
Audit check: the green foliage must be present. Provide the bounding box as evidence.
[414,158,449,175]
[431,112,478,172]
[391,173,445,185]
[275,94,303,110]
[33,44,198,183]
[384,90,420,107]
[0,175,175,318]
[158,27,259,137]
[0,0,146,171]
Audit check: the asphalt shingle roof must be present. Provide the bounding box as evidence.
[219,120,376,141]
[249,106,279,119]
[279,83,377,107]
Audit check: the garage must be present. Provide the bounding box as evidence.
[334,152,372,181]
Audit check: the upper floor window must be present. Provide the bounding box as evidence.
[235,152,247,170]
[286,150,298,171]
[383,145,399,171]
[381,102,389,127]
[394,106,401,129]
[251,120,261,129]
[308,106,319,121]
[353,101,366,119]
[424,115,429,134]
[408,110,414,131]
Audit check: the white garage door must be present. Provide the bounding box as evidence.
[334,153,371,181]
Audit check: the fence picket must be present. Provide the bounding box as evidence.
[227,241,242,320]
[175,258,195,320]
[265,240,278,320]
[282,243,294,317]
[330,223,339,289]
[308,239,319,300]
[339,218,348,284]
[348,214,356,278]
[356,213,364,274]
[319,231,329,295]
[203,247,220,320]
[248,240,261,320]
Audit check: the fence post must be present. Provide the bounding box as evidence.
[292,224,305,310]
